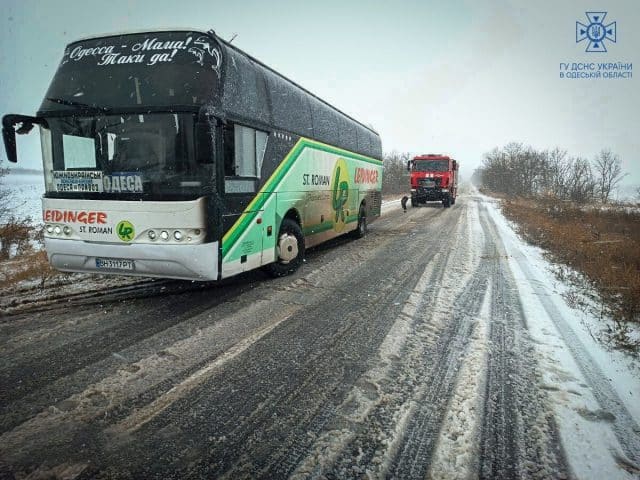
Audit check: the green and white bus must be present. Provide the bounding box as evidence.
[3,29,382,281]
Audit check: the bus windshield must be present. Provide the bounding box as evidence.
[40,31,221,112]
[414,160,449,172]
[41,113,214,199]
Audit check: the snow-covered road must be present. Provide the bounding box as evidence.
[0,194,638,479]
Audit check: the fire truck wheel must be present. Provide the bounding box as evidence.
[443,196,451,208]
[411,197,418,207]
[265,218,305,277]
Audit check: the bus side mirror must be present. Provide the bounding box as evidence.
[2,124,16,163]
[2,114,47,163]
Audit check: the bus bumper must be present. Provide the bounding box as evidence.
[44,238,219,281]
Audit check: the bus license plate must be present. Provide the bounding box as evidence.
[95,258,135,271]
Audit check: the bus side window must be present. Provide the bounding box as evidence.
[234,125,256,177]
[255,130,267,175]
[224,122,268,193]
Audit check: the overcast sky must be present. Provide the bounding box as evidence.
[1,0,638,184]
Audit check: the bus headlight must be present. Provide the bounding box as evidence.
[148,230,157,241]
[46,225,54,234]
[173,231,183,241]
[160,230,169,241]
[63,226,71,235]
[54,226,62,235]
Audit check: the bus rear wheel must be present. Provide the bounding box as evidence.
[352,204,367,238]
[265,218,305,277]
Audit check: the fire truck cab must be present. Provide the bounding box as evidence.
[408,154,458,208]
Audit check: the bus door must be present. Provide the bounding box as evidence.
[221,191,269,276]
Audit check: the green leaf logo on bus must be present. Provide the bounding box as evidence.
[117,220,135,242]
[331,158,350,233]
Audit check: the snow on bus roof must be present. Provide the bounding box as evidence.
[70,28,199,43]
[67,28,379,137]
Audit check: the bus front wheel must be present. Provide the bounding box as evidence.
[265,218,305,277]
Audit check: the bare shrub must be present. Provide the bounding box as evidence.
[0,217,34,259]
[566,157,596,203]
[593,149,625,203]
[0,157,40,261]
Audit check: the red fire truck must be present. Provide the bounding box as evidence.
[408,154,458,208]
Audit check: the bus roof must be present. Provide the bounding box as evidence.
[216,35,378,136]
[65,28,378,136]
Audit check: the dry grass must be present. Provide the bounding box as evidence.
[0,250,60,289]
[501,197,640,332]
[0,218,61,291]
[0,218,33,259]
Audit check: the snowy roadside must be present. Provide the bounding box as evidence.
[481,193,640,478]
[0,269,157,316]
[380,195,403,213]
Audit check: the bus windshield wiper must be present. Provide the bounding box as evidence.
[46,97,112,113]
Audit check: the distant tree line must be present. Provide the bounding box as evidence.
[475,143,625,203]
[382,151,412,195]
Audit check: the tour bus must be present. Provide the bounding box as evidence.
[3,29,383,281]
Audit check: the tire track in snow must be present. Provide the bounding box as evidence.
[426,282,491,480]
[478,204,568,479]
[297,246,458,480]
[290,200,488,479]
[192,208,458,479]
[211,208,459,480]
[388,203,492,479]
[289,231,454,479]
[83,207,455,479]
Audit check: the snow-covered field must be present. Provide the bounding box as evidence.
[2,172,44,222]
